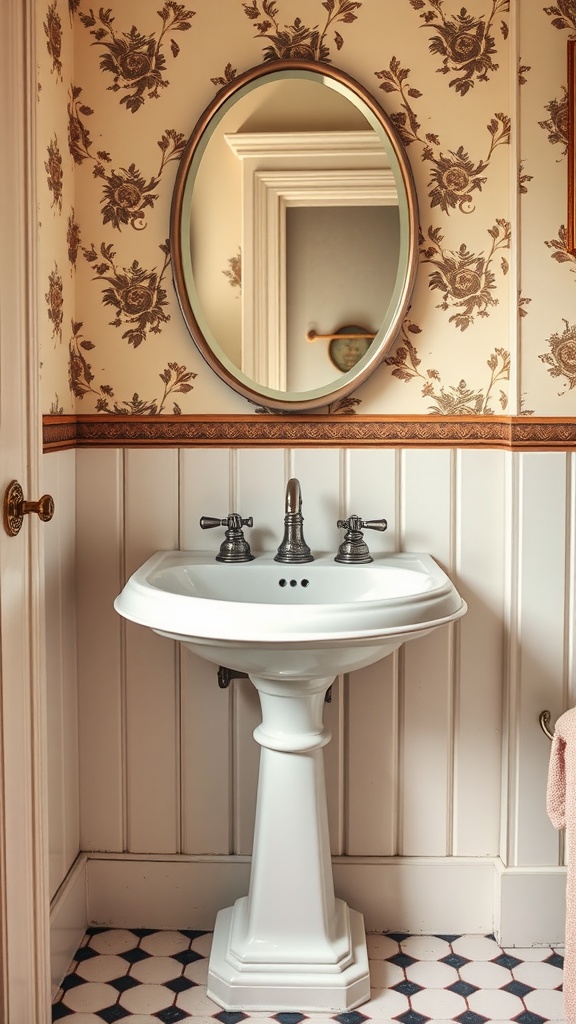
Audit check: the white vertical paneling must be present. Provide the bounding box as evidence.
[43,450,65,893]
[42,449,79,896]
[236,448,285,552]
[501,449,522,869]
[346,449,400,855]
[69,444,576,901]
[399,629,454,855]
[568,454,576,713]
[233,677,261,855]
[180,448,232,549]
[347,655,399,855]
[346,448,398,551]
[179,449,235,854]
[59,453,81,873]
[76,448,124,851]
[180,648,232,854]
[323,676,344,854]
[400,449,454,855]
[453,449,505,856]
[513,452,568,866]
[124,449,180,853]
[401,449,453,565]
[291,448,342,555]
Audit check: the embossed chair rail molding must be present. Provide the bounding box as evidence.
[42,414,576,452]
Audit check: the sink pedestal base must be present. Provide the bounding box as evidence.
[208,901,369,1011]
[207,674,371,1011]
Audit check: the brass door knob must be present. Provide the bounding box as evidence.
[3,480,55,536]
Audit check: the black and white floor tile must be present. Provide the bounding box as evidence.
[52,929,565,1023]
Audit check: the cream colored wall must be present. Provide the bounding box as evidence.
[37,0,76,414]
[42,451,78,900]
[35,0,576,417]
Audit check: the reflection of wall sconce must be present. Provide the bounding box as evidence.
[565,43,569,260]
[307,324,376,373]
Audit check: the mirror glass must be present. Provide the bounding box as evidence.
[171,61,419,411]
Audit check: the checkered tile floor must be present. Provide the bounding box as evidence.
[52,929,565,1023]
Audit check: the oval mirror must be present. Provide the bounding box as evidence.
[170,60,419,412]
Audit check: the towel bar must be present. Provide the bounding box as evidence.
[306,329,376,343]
[539,709,554,741]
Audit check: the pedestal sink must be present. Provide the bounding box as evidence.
[114,550,466,1011]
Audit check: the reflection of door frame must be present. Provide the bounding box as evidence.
[0,1,51,1019]
[249,169,397,390]
[226,130,397,391]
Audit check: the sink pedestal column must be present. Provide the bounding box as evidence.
[207,675,370,1011]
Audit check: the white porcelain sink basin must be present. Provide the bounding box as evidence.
[114,548,466,1012]
[114,550,466,678]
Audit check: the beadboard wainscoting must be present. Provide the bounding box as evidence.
[43,445,571,990]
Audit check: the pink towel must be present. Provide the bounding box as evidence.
[547,706,576,1021]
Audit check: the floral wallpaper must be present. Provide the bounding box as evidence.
[35,0,576,417]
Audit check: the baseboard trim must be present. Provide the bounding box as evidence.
[49,854,88,996]
[50,853,567,988]
[494,861,567,947]
[86,854,251,932]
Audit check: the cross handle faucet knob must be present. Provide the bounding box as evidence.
[200,514,254,530]
[336,515,387,533]
[199,513,254,563]
[335,515,387,564]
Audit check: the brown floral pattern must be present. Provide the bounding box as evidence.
[384,322,510,413]
[326,396,362,414]
[376,59,509,213]
[44,1,63,80]
[68,87,101,164]
[35,0,573,420]
[409,0,510,96]
[540,320,576,391]
[46,266,64,342]
[211,63,239,89]
[45,136,63,212]
[68,320,110,403]
[69,320,196,412]
[223,250,242,291]
[544,1,576,34]
[106,363,197,414]
[519,163,533,195]
[518,62,531,86]
[68,89,185,229]
[242,0,361,63]
[78,4,195,113]
[49,394,64,414]
[83,241,171,347]
[96,131,186,230]
[421,220,511,330]
[539,91,569,154]
[67,211,81,267]
[546,226,576,275]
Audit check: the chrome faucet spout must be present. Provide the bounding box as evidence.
[285,477,301,514]
[274,478,314,564]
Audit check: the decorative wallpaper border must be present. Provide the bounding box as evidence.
[42,414,576,452]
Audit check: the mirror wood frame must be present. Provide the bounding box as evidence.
[170,60,419,412]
